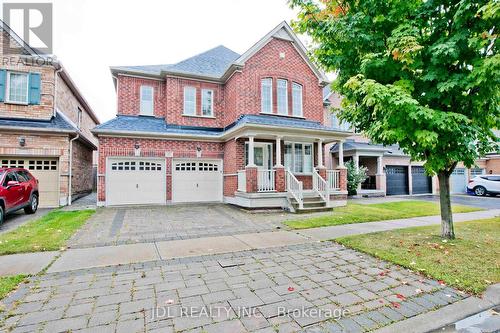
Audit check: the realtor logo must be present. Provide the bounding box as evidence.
[2,3,53,55]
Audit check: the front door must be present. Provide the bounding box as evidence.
[253,143,273,171]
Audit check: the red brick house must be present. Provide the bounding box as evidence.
[0,23,99,208]
[94,22,350,211]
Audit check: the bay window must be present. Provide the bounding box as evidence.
[277,79,288,115]
[284,142,313,173]
[261,78,273,114]
[183,86,196,115]
[292,82,303,117]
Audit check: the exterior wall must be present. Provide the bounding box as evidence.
[486,157,500,174]
[223,139,245,197]
[0,131,70,205]
[71,140,93,197]
[97,137,224,203]
[0,29,55,120]
[55,76,98,146]
[117,76,166,118]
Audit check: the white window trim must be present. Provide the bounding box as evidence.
[201,89,214,117]
[183,86,197,116]
[261,78,273,114]
[6,71,29,105]
[284,141,314,175]
[292,82,303,117]
[244,142,273,168]
[139,85,154,116]
[277,79,288,115]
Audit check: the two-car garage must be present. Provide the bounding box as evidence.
[385,165,432,196]
[105,158,223,206]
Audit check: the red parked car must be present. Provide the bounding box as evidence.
[0,168,39,224]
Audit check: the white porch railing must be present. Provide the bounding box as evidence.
[257,169,276,192]
[312,169,329,202]
[286,170,303,209]
[327,170,341,191]
[237,170,246,192]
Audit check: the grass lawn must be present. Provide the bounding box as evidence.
[0,210,94,256]
[0,275,26,300]
[285,200,480,229]
[336,218,500,294]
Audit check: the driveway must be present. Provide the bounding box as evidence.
[0,242,467,333]
[413,194,500,210]
[0,208,51,234]
[68,204,298,248]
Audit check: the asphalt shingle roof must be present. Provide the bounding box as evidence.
[0,113,75,131]
[94,114,344,136]
[113,45,240,78]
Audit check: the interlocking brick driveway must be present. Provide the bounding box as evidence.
[69,204,300,248]
[1,242,466,333]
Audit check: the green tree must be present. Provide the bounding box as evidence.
[346,160,368,196]
[290,0,499,238]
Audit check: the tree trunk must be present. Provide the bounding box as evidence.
[438,171,455,239]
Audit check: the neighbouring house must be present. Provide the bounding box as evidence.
[323,87,500,196]
[93,22,351,212]
[0,23,99,208]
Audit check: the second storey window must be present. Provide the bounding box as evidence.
[201,89,213,116]
[277,79,288,115]
[184,86,196,115]
[140,86,154,116]
[292,83,303,117]
[7,72,29,104]
[261,78,272,114]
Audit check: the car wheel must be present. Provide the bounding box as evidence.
[24,194,38,214]
[0,206,4,225]
[474,186,486,196]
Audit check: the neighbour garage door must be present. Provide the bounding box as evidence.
[386,165,409,195]
[106,158,166,206]
[411,166,432,194]
[1,157,59,208]
[172,159,223,203]
[450,168,467,194]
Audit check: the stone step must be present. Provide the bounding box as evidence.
[294,206,332,214]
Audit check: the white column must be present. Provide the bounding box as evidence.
[247,136,255,167]
[317,140,324,167]
[377,156,383,175]
[353,153,359,171]
[275,136,282,167]
[338,141,344,167]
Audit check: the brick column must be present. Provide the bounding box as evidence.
[275,166,285,192]
[317,167,327,179]
[246,166,258,193]
[338,167,347,191]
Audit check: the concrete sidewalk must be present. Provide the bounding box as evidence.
[1,209,498,275]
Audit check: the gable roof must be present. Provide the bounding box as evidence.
[111,21,328,85]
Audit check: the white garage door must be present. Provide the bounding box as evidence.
[172,159,223,203]
[106,158,166,206]
[1,157,59,208]
[450,168,467,194]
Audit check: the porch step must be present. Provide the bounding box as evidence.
[294,206,332,214]
[289,195,331,213]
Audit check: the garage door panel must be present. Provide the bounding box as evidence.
[411,166,432,194]
[107,159,166,206]
[172,159,222,203]
[1,157,59,208]
[386,165,409,196]
[450,168,466,194]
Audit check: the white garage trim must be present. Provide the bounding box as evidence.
[171,158,223,203]
[106,157,166,206]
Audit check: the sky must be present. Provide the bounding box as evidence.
[4,0,305,123]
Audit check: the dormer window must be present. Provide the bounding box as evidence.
[183,86,196,116]
[140,86,154,116]
[292,82,303,117]
[261,78,272,114]
[277,79,288,115]
[201,89,213,116]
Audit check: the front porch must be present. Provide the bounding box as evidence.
[227,135,348,212]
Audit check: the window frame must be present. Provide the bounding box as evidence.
[183,86,197,116]
[201,89,214,117]
[284,141,314,174]
[6,71,29,105]
[260,78,273,114]
[139,85,154,116]
[292,82,303,117]
[277,79,288,115]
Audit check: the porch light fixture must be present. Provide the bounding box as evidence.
[196,146,202,158]
[134,143,140,150]
[19,137,26,147]
[134,142,141,157]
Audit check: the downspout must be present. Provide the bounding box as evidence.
[53,66,63,117]
[68,134,79,205]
